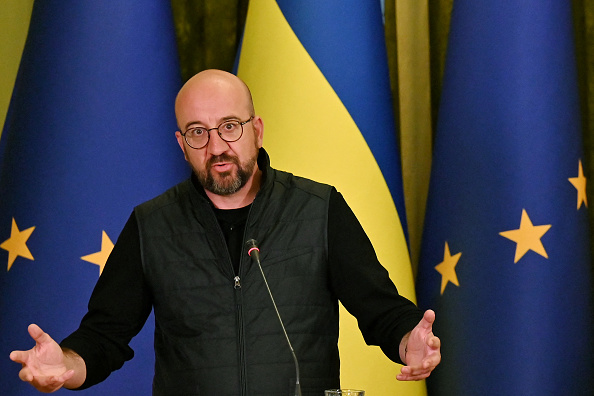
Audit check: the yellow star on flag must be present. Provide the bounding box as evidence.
[568,159,588,209]
[81,231,114,275]
[499,209,551,263]
[435,241,461,295]
[1,218,35,271]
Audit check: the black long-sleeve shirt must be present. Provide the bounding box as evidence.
[61,186,422,389]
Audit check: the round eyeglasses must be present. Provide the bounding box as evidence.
[181,116,254,149]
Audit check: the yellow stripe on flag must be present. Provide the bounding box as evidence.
[238,2,424,395]
[396,0,433,273]
[0,0,34,137]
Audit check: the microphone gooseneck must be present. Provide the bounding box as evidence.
[245,239,302,396]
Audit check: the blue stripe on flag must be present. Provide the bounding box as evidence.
[276,0,407,231]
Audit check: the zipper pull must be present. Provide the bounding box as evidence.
[234,276,241,289]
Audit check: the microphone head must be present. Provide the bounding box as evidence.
[245,239,259,256]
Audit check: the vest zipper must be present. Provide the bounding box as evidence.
[234,276,248,396]
[207,191,252,395]
[235,193,258,395]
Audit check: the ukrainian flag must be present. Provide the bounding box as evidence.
[237,1,424,395]
[0,1,186,394]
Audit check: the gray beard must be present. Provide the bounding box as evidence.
[195,153,257,196]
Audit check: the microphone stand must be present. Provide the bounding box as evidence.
[246,239,302,396]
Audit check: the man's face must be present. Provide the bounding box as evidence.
[175,74,263,196]
[191,121,259,196]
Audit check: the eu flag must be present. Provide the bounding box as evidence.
[0,1,186,394]
[236,1,424,394]
[417,1,593,394]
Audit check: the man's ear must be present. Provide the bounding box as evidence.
[175,131,189,161]
[252,116,264,148]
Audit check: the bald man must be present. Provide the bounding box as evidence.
[11,70,440,395]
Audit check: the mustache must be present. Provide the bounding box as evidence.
[207,154,239,168]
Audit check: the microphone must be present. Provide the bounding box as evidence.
[245,239,302,396]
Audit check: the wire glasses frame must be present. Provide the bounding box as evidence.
[181,116,254,149]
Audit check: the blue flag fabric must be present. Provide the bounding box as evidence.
[417,1,593,395]
[0,1,186,394]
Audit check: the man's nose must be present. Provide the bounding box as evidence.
[206,129,230,155]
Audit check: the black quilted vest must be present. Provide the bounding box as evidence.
[135,150,341,395]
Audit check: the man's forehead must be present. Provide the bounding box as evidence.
[175,71,253,128]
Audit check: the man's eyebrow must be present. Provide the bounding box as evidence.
[184,115,241,130]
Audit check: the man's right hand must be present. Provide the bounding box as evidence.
[10,324,83,393]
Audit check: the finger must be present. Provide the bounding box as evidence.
[402,357,440,376]
[428,351,442,367]
[427,335,441,349]
[397,371,431,381]
[402,364,428,376]
[398,364,434,380]
[18,367,34,382]
[421,356,440,371]
[29,375,64,392]
[28,324,54,346]
[397,365,432,381]
[419,355,441,372]
[44,374,67,387]
[10,350,28,364]
[56,369,75,383]
[418,309,436,330]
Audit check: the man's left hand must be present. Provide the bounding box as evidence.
[397,309,441,381]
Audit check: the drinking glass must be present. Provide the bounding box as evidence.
[324,390,365,396]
